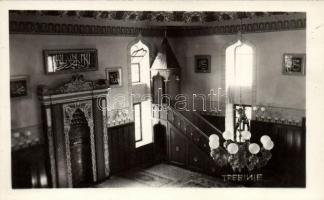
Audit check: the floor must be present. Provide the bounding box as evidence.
[95,163,229,188]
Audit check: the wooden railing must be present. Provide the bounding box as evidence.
[152,104,223,154]
[178,110,223,136]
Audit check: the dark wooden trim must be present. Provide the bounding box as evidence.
[9,18,306,36]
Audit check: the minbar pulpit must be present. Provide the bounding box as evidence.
[38,75,110,188]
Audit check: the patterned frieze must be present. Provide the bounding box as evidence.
[11,124,43,150]
[10,17,305,37]
[199,104,305,127]
[251,105,305,126]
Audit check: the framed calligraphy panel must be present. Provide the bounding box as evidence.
[282,53,306,76]
[105,67,123,88]
[195,55,211,73]
[10,75,30,99]
[43,49,98,74]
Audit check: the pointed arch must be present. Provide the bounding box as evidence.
[127,35,154,69]
[223,37,257,136]
[127,36,154,148]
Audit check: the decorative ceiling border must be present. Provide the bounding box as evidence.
[9,18,306,37]
[170,18,306,36]
[9,11,304,25]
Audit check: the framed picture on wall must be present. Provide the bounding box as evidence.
[195,55,211,73]
[105,67,123,88]
[43,48,98,74]
[10,75,30,99]
[282,53,306,75]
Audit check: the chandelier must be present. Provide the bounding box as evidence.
[208,20,274,172]
[208,106,274,172]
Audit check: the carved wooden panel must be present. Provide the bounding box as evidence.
[188,144,206,172]
[169,128,187,166]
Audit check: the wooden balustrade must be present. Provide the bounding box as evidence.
[153,104,212,153]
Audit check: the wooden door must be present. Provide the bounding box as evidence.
[154,123,167,163]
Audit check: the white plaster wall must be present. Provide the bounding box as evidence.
[169,30,306,111]
[10,30,306,131]
[10,34,162,130]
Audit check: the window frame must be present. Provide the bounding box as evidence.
[129,39,153,148]
[131,63,141,84]
[224,39,255,135]
[133,102,143,143]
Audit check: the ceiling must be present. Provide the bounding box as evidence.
[10,11,296,25]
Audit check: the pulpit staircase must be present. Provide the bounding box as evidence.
[152,103,227,176]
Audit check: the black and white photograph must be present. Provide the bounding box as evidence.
[8,9,307,188]
[1,1,324,200]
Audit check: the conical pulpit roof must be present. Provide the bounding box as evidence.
[151,37,181,70]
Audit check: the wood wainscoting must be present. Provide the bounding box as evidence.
[12,145,49,188]
[109,122,166,172]
[12,122,138,188]
[12,122,158,188]
[250,118,306,187]
[192,114,306,187]
[108,123,135,174]
[12,116,305,188]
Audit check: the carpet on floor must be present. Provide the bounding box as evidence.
[171,174,231,187]
[119,170,174,187]
[120,170,230,187]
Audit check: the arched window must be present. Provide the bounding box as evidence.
[131,40,150,85]
[225,40,254,135]
[226,40,253,89]
[129,40,153,148]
